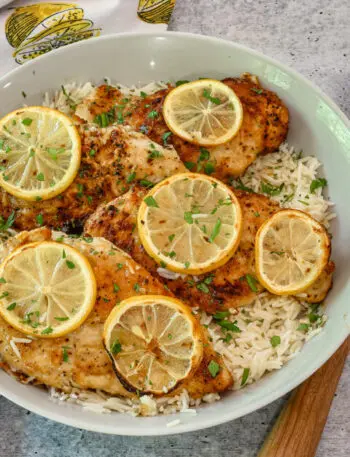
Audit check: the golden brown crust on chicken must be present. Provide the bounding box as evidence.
[85,187,334,313]
[0,229,232,397]
[0,125,185,233]
[75,75,289,179]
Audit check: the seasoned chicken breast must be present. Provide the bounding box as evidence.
[0,229,232,398]
[0,125,185,233]
[75,74,289,179]
[85,187,334,313]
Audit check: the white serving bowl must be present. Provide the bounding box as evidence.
[0,32,349,436]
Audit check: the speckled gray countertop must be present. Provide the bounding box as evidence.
[0,1,349,456]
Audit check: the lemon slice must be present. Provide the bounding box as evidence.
[138,172,242,274]
[163,79,243,146]
[103,295,203,395]
[0,106,81,201]
[255,210,331,295]
[0,241,96,338]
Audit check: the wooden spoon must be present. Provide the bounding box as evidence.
[258,337,349,457]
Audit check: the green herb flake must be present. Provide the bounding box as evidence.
[203,88,221,105]
[261,181,284,196]
[36,172,45,182]
[0,211,16,232]
[110,339,122,355]
[7,302,16,311]
[209,218,221,243]
[208,360,220,378]
[126,171,136,183]
[55,317,69,322]
[113,283,120,293]
[175,80,189,87]
[89,149,96,157]
[148,110,158,119]
[0,277,6,284]
[297,323,310,332]
[22,118,33,126]
[184,211,194,224]
[270,335,281,347]
[139,179,154,188]
[162,131,172,145]
[234,178,255,193]
[168,234,175,242]
[199,147,210,162]
[196,282,210,294]
[66,260,75,269]
[251,88,263,95]
[204,162,215,175]
[62,249,66,259]
[245,274,259,293]
[41,326,53,335]
[241,368,250,386]
[184,161,196,171]
[62,346,70,362]
[133,283,140,292]
[144,196,159,208]
[310,178,327,194]
[140,91,147,98]
[184,261,190,269]
[36,214,44,226]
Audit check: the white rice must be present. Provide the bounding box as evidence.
[16,81,335,416]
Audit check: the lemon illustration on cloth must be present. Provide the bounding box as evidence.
[5,3,101,65]
[137,0,176,24]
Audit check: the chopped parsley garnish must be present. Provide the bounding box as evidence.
[199,147,210,161]
[62,346,70,362]
[270,335,281,347]
[184,211,194,224]
[148,110,158,119]
[234,178,255,193]
[29,149,35,157]
[196,282,210,294]
[251,88,263,95]
[204,162,215,175]
[133,283,140,292]
[184,161,196,170]
[168,234,175,242]
[245,274,259,293]
[310,178,327,194]
[41,326,53,335]
[89,149,96,157]
[116,263,124,270]
[213,311,230,320]
[47,147,64,161]
[175,80,189,87]
[209,218,221,243]
[160,260,167,268]
[36,214,44,226]
[0,211,16,232]
[270,251,284,256]
[110,339,122,355]
[208,360,220,378]
[36,172,45,181]
[184,261,190,269]
[113,283,120,293]
[0,278,6,283]
[55,317,69,321]
[144,196,159,208]
[22,118,33,126]
[7,302,16,311]
[218,320,241,332]
[241,368,250,386]
[62,249,66,259]
[140,91,147,98]
[139,179,154,188]
[254,212,260,217]
[162,131,172,145]
[0,291,9,299]
[260,181,284,196]
[297,323,310,332]
[66,260,75,269]
[203,88,221,105]
[126,171,136,183]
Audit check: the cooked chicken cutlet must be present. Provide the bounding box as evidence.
[0,125,185,232]
[75,74,289,179]
[0,229,232,398]
[85,187,334,313]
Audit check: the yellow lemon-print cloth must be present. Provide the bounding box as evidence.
[0,0,176,72]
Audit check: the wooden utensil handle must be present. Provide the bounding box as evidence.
[258,337,349,457]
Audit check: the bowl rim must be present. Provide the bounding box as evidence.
[0,30,349,436]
